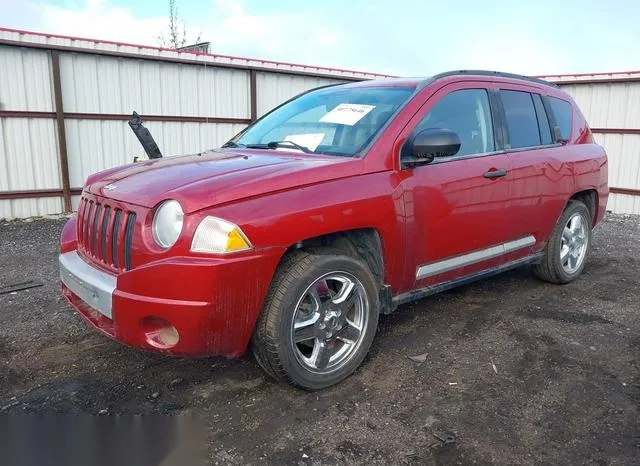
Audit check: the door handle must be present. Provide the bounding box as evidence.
[483,168,508,179]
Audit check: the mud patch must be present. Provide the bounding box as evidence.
[519,307,612,324]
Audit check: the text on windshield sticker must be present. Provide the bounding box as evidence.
[319,103,376,126]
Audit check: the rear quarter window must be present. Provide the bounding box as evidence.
[548,97,573,141]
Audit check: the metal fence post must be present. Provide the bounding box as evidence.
[250,69,257,122]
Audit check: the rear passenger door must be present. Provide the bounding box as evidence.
[499,88,573,258]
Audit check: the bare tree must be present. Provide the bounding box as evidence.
[157,0,201,49]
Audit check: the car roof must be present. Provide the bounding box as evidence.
[338,70,559,90]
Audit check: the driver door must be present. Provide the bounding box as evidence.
[400,84,520,290]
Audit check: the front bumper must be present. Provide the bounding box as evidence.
[60,251,116,318]
[59,248,283,357]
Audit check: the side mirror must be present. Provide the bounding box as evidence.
[403,128,461,167]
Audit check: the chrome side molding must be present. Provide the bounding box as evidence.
[395,253,542,307]
[416,235,536,280]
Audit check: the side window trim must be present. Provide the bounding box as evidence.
[531,93,552,145]
[429,149,506,165]
[541,95,561,143]
[487,88,507,151]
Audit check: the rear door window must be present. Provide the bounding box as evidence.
[548,97,573,141]
[500,90,541,149]
[532,94,552,145]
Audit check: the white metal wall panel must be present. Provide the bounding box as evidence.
[0,118,61,191]
[0,118,63,219]
[593,133,640,192]
[607,193,640,215]
[591,132,640,214]
[0,198,64,220]
[256,72,344,116]
[65,120,245,187]
[59,53,251,117]
[0,45,54,111]
[559,82,640,129]
[555,81,640,214]
[71,194,82,212]
[148,122,246,158]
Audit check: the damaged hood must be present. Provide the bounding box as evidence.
[85,149,362,213]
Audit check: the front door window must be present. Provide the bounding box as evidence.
[413,89,495,157]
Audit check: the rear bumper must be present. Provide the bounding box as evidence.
[60,248,283,358]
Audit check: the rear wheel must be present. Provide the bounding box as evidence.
[251,250,379,390]
[533,200,592,284]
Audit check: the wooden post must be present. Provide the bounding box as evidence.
[51,50,72,212]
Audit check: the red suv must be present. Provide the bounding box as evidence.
[59,70,608,389]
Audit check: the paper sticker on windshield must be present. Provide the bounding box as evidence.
[285,133,326,151]
[319,104,375,126]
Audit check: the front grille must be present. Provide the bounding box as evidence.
[77,196,137,271]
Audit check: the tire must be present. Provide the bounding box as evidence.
[533,200,592,284]
[251,250,380,390]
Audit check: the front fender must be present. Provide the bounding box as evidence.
[60,215,77,254]
[196,171,406,292]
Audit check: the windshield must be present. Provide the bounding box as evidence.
[227,85,416,157]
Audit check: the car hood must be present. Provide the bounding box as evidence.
[85,149,362,213]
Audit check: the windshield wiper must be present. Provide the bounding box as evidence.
[245,141,312,153]
[221,141,245,148]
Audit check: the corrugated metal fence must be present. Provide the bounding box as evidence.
[0,28,386,219]
[2,29,639,219]
[541,72,640,214]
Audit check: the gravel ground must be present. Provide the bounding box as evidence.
[0,214,639,465]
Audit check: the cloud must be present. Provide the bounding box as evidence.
[15,0,351,71]
[462,36,565,76]
[36,0,168,45]
[3,0,639,76]
[212,0,245,16]
[203,8,343,58]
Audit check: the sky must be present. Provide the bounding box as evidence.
[1,0,639,77]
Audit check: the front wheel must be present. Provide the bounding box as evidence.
[533,200,592,284]
[251,250,379,390]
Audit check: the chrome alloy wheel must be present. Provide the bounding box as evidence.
[290,272,369,373]
[560,212,588,274]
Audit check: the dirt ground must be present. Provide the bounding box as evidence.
[0,214,638,465]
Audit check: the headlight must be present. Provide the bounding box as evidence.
[191,216,252,254]
[152,200,184,249]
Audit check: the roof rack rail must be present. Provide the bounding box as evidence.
[430,70,559,88]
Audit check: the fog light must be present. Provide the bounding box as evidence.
[142,317,180,349]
